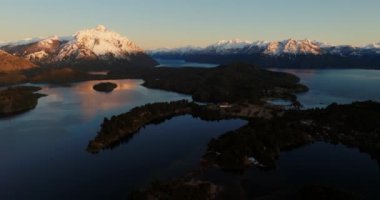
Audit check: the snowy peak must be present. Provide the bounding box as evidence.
[150,38,327,56]
[264,39,322,55]
[56,25,143,61]
[0,25,158,69]
[210,39,253,49]
[95,25,107,32]
[147,45,202,55]
[206,39,253,53]
[151,38,378,56]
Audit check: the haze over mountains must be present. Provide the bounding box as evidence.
[149,39,380,68]
[0,25,157,72]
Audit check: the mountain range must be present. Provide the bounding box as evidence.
[2,27,380,71]
[0,25,157,72]
[149,39,380,68]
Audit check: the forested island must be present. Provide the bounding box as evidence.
[109,63,308,103]
[0,86,46,117]
[2,61,377,199]
[128,101,380,200]
[93,82,117,92]
[90,100,380,168]
[87,94,299,153]
[204,101,380,170]
[82,62,309,154]
[0,63,307,105]
[87,100,236,153]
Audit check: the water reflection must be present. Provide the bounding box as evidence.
[1,65,380,199]
[2,78,244,200]
[40,80,152,120]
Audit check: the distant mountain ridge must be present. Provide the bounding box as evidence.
[149,39,380,68]
[1,25,157,71]
[149,38,380,56]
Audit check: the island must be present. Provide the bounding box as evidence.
[110,63,308,104]
[87,100,234,153]
[0,86,46,117]
[88,63,309,153]
[84,63,380,199]
[87,99,294,154]
[203,101,380,171]
[90,99,380,168]
[93,82,117,92]
[128,101,380,200]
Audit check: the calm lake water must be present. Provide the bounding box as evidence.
[154,58,218,68]
[1,61,380,199]
[0,79,245,200]
[274,68,380,108]
[272,142,380,199]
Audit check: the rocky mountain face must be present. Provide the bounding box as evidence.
[0,50,37,72]
[149,39,380,68]
[1,25,158,71]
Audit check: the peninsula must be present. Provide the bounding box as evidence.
[0,86,46,117]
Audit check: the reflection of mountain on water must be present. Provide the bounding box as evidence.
[40,79,179,120]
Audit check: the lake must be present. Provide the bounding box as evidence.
[154,58,218,68]
[1,61,380,199]
[0,79,245,200]
[275,68,380,108]
[155,59,380,108]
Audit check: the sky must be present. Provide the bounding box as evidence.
[0,0,379,49]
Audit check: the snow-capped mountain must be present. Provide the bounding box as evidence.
[148,46,202,56]
[149,39,380,68]
[150,38,380,57]
[1,36,65,64]
[206,39,254,51]
[263,39,322,55]
[55,25,143,62]
[1,25,157,70]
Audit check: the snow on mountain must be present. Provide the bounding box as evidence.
[1,35,64,63]
[0,25,157,69]
[364,43,380,49]
[264,39,322,55]
[147,45,202,55]
[55,25,143,61]
[150,38,380,57]
[207,39,253,50]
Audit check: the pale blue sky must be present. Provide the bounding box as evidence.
[1,0,379,49]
